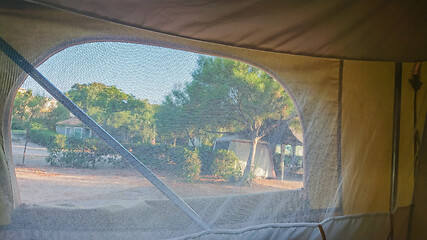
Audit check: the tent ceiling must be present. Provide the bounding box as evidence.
[26,0,427,62]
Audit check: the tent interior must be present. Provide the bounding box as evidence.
[1,1,427,239]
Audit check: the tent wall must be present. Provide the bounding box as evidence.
[410,65,427,239]
[28,0,427,62]
[411,132,427,239]
[341,61,395,214]
[0,53,24,225]
[0,4,340,218]
[228,140,276,179]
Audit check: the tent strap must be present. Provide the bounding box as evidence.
[317,224,327,240]
[0,37,209,231]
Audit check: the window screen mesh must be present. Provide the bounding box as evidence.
[10,42,312,238]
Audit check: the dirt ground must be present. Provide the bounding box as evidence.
[12,137,303,208]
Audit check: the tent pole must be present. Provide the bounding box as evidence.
[0,37,209,231]
[337,60,344,215]
[390,62,402,240]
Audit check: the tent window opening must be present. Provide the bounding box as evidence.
[9,41,306,230]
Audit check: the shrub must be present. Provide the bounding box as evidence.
[46,137,118,168]
[212,150,242,182]
[168,146,186,166]
[133,144,201,180]
[198,145,215,175]
[46,150,99,168]
[129,143,172,170]
[28,126,65,149]
[180,149,201,181]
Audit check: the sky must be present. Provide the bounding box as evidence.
[22,42,200,104]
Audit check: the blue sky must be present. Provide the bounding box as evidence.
[23,42,200,104]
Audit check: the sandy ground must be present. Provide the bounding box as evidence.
[12,136,303,208]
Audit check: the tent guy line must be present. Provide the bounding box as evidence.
[0,37,210,231]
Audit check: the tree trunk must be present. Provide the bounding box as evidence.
[291,145,296,166]
[22,129,29,166]
[243,137,259,181]
[280,144,286,182]
[22,116,33,166]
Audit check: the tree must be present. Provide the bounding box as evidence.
[66,82,156,144]
[155,93,192,146]
[43,103,70,131]
[163,56,296,180]
[13,90,48,165]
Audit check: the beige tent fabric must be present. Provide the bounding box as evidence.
[0,209,392,240]
[0,53,24,225]
[31,0,427,62]
[228,140,276,179]
[410,73,427,239]
[1,3,340,216]
[341,61,395,214]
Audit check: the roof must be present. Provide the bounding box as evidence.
[215,120,302,146]
[262,121,303,146]
[56,117,85,127]
[216,135,270,146]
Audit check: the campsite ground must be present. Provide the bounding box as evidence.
[11,136,303,208]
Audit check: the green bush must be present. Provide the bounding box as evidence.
[46,150,99,168]
[198,145,215,175]
[212,150,242,182]
[46,137,119,168]
[28,126,65,149]
[132,144,201,181]
[180,149,201,181]
[129,143,171,170]
[168,146,187,166]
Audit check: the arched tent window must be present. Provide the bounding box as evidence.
[8,41,308,236]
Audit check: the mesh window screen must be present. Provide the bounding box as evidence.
[10,42,307,238]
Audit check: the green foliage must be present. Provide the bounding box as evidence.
[212,150,242,182]
[129,143,171,169]
[180,149,201,181]
[168,146,187,167]
[66,82,156,144]
[159,56,298,176]
[28,125,65,149]
[43,104,70,131]
[198,145,215,175]
[129,144,201,181]
[47,150,99,168]
[12,90,48,130]
[187,56,295,133]
[46,137,119,168]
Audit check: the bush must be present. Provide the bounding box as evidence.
[132,144,201,181]
[198,145,215,175]
[168,146,187,166]
[129,143,172,170]
[46,150,99,168]
[28,126,65,149]
[212,150,242,182]
[179,149,201,181]
[46,137,119,168]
